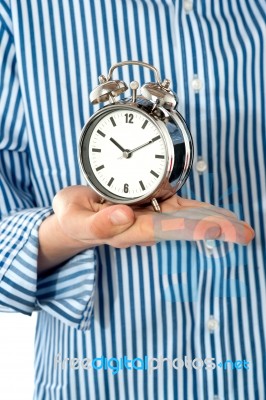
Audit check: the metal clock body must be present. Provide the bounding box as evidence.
[79,61,193,211]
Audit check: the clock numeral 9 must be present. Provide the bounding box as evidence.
[124,183,129,193]
[125,113,134,124]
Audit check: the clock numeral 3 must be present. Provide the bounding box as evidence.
[125,113,134,124]
[124,183,129,193]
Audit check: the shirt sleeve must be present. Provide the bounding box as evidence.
[0,1,96,331]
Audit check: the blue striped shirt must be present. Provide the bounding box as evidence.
[0,0,265,399]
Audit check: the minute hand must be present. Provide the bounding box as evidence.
[127,135,160,156]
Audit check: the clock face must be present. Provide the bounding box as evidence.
[80,107,169,201]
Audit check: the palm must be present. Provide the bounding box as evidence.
[115,194,254,247]
[53,187,254,249]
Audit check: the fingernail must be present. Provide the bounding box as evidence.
[110,210,130,225]
[205,226,221,239]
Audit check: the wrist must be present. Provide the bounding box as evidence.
[37,213,89,274]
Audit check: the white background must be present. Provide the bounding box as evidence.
[0,312,36,400]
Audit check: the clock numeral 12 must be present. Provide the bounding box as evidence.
[125,113,134,124]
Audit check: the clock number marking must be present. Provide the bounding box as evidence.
[108,177,114,187]
[125,113,134,124]
[155,154,165,159]
[139,180,145,191]
[97,129,106,137]
[150,170,159,178]
[124,183,129,193]
[92,148,101,152]
[96,165,105,171]
[141,120,148,129]
[110,117,116,127]
[151,135,161,142]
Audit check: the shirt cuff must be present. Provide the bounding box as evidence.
[0,207,97,330]
[36,250,97,331]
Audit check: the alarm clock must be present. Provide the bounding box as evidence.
[79,61,193,212]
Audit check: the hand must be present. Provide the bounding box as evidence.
[51,186,254,250]
[38,185,254,272]
[38,185,136,272]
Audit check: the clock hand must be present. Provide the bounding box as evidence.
[110,137,126,152]
[127,140,152,156]
[126,135,160,157]
[116,141,151,159]
[114,135,160,159]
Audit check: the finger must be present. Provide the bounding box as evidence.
[153,215,222,242]
[109,205,254,247]
[87,205,136,241]
[173,196,238,219]
[109,213,154,247]
[136,241,157,247]
[153,212,254,245]
[111,213,222,246]
[208,216,255,245]
[157,194,237,219]
[56,203,135,242]
[191,214,255,244]
[153,207,239,228]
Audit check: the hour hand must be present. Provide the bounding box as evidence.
[110,137,125,152]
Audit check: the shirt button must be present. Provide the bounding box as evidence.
[196,159,207,173]
[205,240,215,251]
[213,396,221,400]
[184,0,193,12]
[191,77,203,92]
[207,316,219,332]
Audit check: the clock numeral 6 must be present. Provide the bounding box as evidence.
[125,113,134,123]
[124,183,129,193]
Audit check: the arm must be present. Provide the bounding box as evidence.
[37,185,254,274]
[0,8,95,330]
[0,9,53,313]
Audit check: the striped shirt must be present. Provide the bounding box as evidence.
[0,0,265,399]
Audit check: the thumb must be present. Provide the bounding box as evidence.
[77,204,136,242]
